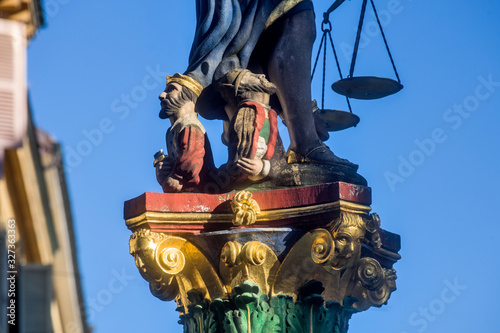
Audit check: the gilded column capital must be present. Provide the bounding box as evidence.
[125,182,401,331]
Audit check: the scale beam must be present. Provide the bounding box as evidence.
[325,0,347,17]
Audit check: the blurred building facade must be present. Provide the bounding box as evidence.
[0,1,90,332]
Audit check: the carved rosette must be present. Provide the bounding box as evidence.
[230,191,261,226]
[126,184,401,332]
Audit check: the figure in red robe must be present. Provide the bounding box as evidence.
[155,74,215,193]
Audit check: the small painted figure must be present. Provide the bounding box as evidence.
[154,73,215,193]
[218,69,285,184]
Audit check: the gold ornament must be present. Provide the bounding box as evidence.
[231,191,261,226]
[221,241,242,267]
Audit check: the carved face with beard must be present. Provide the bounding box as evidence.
[238,72,277,97]
[158,82,197,119]
[218,70,277,107]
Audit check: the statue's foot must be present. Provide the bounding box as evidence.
[287,143,358,171]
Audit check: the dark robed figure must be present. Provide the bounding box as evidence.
[182,0,356,167]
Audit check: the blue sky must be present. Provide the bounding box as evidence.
[27,1,500,332]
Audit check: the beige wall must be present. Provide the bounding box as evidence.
[2,121,90,333]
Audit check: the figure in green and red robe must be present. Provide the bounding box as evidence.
[218,69,286,185]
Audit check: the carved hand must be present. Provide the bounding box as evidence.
[236,157,263,176]
[163,176,183,193]
[155,158,174,184]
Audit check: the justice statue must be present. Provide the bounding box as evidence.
[155,0,362,193]
[127,1,401,332]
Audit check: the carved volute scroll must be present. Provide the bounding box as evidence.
[129,229,226,313]
[272,228,338,299]
[219,241,279,295]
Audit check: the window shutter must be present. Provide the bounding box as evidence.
[0,18,27,172]
[19,264,54,333]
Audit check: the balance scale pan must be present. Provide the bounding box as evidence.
[332,76,403,100]
[320,109,360,132]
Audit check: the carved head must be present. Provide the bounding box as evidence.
[329,213,366,270]
[129,230,165,281]
[218,69,276,106]
[159,73,201,119]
